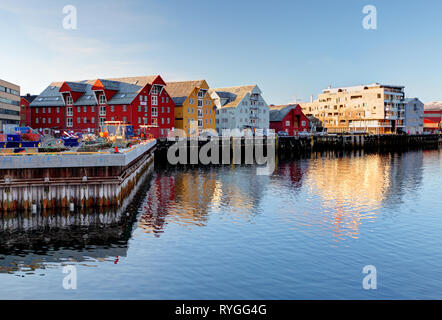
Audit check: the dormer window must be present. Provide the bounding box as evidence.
[151,85,162,95]
[66,95,73,105]
[99,94,107,105]
[198,89,207,98]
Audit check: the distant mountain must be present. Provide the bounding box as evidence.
[424,101,442,111]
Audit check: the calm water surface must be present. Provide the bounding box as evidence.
[0,149,441,299]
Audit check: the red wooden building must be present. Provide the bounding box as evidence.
[423,108,441,133]
[269,104,309,135]
[20,94,38,127]
[29,75,175,138]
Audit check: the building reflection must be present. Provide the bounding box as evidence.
[0,208,135,274]
[138,166,270,235]
[303,151,425,240]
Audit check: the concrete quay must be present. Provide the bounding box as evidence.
[0,140,156,212]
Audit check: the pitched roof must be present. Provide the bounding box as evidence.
[209,85,257,108]
[269,104,297,122]
[166,80,207,97]
[30,75,162,107]
[21,95,38,103]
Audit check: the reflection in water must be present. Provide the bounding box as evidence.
[0,150,436,290]
[139,151,426,243]
[0,209,134,274]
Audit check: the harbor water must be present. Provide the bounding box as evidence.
[0,149,441,299]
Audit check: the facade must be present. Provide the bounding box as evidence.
[301,83,406,134]
[423,102,442,133]
[209,85,269,134]
[20,94,38,127]
[403,98,424,134]
[0,79,20,130]
[29,76,175,138]
[165,80,216,136]
[269,104,309,135]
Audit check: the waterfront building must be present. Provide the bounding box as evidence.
[165,80,216,136]
[0,79,20,130]
[20,94,38,127]
[269,104,309,135]
[209,85,269,134]
[404,98,424,134]
[300,83,406,134]
[423,101,442,133]
[29,76,175,138]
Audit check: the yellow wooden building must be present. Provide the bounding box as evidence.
[165,80,216,136]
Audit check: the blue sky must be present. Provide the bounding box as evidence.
[1,0,441,104]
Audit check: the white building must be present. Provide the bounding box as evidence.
[404,98,424,134]
[209,85,269,134]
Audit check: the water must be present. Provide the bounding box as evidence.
[0,149,441,299]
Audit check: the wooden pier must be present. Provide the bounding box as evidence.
[155,134,440,165]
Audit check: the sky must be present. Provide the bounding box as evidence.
[0,0,441,104]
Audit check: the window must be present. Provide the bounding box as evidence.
[48,118,51,124]
[99,95,106,104]
[91,106,95,112]
[198,109,203,117]
[36,118,39,124]
[48,108,51,114]
[198,99,203,107]
[144,118,148,124]
[67,107,73,116]
[77,117,81,124]
[167,118,170,124]
[138,106,141,112]
[56,118,60,124]
[161,107,164,113]
[42,118,46,124]
[198,119,203,127]
[167,107,170,113]
[138,117,141,124]
[152,96,158,106]
[77,107,81,113]
[123,116,127,123]
[91,117,95,124]
[66,118,73,127]
[161,118,164,124]
[84,106,87,112]
[100,106,106,116]
[84,117,87,124]
[36,108,39,114]
[66,96,73,105]
[139,96,143,102]
[42,108,46,114]
[161,97,165,103]
[151,86,160,95]
[110,105,115,112]
[123,105,127,112]
[152,118,158,125]
[166,97,169,103]
[57,107,60,113]
[151,107,158,117]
